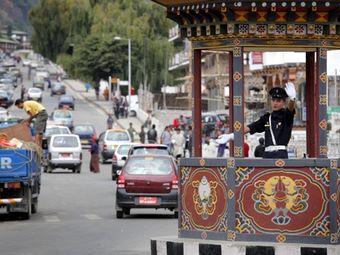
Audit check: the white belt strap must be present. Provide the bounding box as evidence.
[269,114,277,146]
[265,145,287,152]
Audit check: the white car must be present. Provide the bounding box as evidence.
[111,143,139,180]
[46,134,82,173]
[27,87,43,102]
[44,125,71,139]
[22,59,31,66]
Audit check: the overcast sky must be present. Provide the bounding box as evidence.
[250,50,340,76]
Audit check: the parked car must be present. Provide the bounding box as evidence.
[72,124,96,146]
[111,143,137,180]
[98,128,131,163]
[115,155,178,218]
[46,134,82,173]
[58,95,75,110]
[0,90,13,108]
[27,87,43,102]
[49,109,74,130]
[128,144,170,156]
[202,112,228,136]
[51,82,66,96]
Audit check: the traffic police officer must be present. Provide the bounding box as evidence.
[244,82,296,158]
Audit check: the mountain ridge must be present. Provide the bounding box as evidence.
[0,0,38,33]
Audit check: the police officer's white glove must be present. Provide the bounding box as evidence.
[285,82,296,101]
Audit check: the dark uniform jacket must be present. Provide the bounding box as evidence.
[247,108,295,158]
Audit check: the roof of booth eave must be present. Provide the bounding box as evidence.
[152,0,207,7]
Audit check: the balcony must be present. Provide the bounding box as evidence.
[169,50,189,71]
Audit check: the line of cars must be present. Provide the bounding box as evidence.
[0,59,20,108]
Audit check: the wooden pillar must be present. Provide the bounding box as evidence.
[232,46,244,158]
[193,49,202,157]
[317,48,328,158]
[229,52,234,156]
[306,52,318,157]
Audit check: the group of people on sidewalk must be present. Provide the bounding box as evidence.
[160,123,193,160]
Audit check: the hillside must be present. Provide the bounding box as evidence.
[0,0,38,33]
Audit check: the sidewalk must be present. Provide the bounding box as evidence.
[63,79,143,132]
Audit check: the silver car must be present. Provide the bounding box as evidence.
[46,134,82,173]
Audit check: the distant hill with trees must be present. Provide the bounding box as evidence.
[0,0,38,33]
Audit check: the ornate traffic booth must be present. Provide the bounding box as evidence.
[151,1,339,254]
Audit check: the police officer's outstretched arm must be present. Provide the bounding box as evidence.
[285,82,296,112]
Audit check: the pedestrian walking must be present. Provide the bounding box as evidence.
[94,86,100,100]
[15,99,48,148]
[20,85,26,100]
[139,126,146,144]
[147,124,157,144]
[127,122,137,142]
[244,82,296,158]
[172,127,186,159]
[186,126,193,157]
[89,135,100,173]
[106,114,113,129]
[161,126,172,152]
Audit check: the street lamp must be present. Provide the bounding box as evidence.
[114,36,131,110]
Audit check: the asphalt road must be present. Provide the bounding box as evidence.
[0,61,177,255]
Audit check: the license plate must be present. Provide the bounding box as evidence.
[139,197,157,205]
[81,140,88,144]
[60,153,71,158]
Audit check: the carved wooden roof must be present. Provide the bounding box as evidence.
[151,1,340,49]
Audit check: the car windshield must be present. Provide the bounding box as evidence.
[106,131,129,141]
[60,96,73,102]
[117,145,132,154]
[132,147,169,155]
[74,125,94,133]
[45,127,70,137]
[53,83,64,89]
[52,136,79,148]
[125,157,172,175]
[29,88,41,93]
[54,111,71,118]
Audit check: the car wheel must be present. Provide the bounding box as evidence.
[116,210,123,219]
[47,165,53,173]
[76,165,81,173]
[112,167,116,180]
[32,197,38,214]
[174,210,178,218]
[22,187,32,220]
[100,154,106,164]
[123,208,130,216]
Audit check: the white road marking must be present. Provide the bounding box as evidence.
[43,215,61,223]
[82,214,102,220]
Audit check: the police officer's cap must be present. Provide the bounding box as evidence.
[269,87,288,99]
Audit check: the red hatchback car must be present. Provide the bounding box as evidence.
[115,155,178,218]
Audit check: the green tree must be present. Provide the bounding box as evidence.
[30,0,175,92]
[72,33,128,85]
[29,0,92,61]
